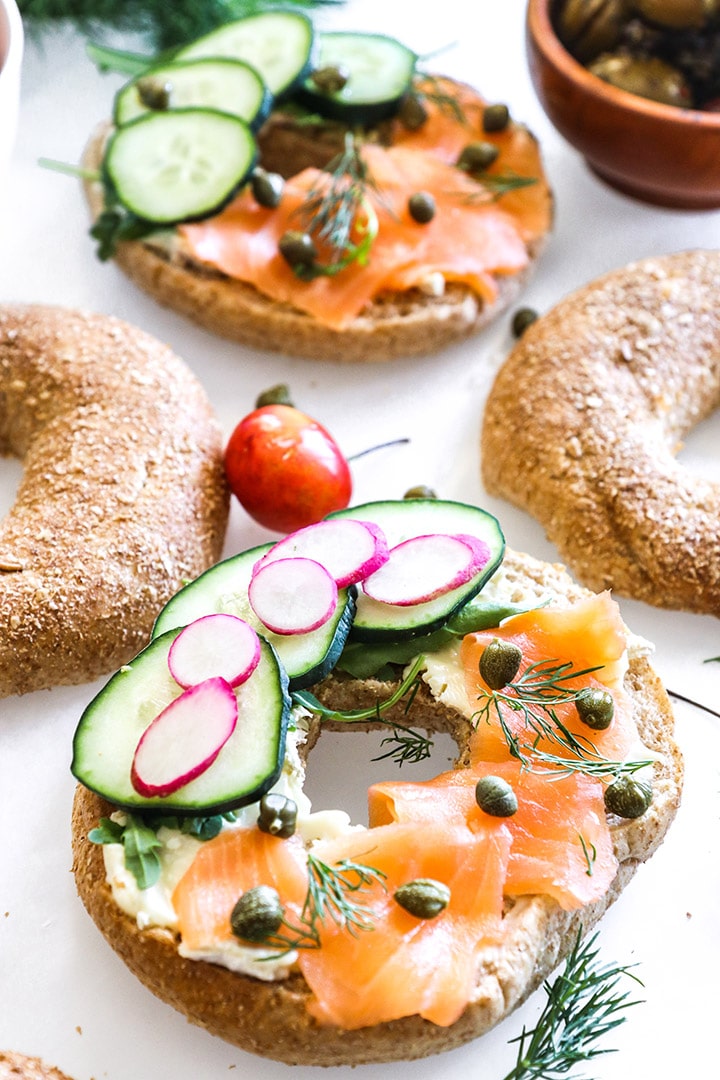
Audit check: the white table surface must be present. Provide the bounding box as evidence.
[1,2,719,1077]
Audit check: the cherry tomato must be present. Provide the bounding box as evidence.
[224,404,352,533]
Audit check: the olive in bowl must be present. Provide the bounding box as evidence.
[526,0,720,207]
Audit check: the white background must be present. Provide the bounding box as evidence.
[1,2,719,1078]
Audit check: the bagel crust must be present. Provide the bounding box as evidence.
[70,549,682,1066]
[0,305,229,697]
[482,250,720,614]
[0,1052,75,1080]
[81,103,550,363]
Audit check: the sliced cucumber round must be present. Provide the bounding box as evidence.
[176,11,314,98]
[113,58,271,130]
[71,631,290,816]
[104,108,257,224]
[327,499,505,642]
[297,31,417,125]
[152,544,355,690]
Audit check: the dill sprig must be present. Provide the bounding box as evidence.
[292,133,381,278]
[529,747,655,781]
[413,72,468,124]
[293,655,433,767]
[463,172,538,203]
[502,931,643,1080]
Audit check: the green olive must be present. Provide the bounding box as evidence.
[483,103,510,132]
[475,774,519,817]
[604,775,653,818]
[251,167,285,209]
[279,230,317,269]
[479,638,523,690]
[311,64,350,94]
[555,0,630,62]
[230,885,284,942]
[398,93,428,131]
[408,191,436,224]
[394,878,451,919]
[589,53,693,108]
[575,687,615,730]
[633,0,717,29]
[257,793,298,838]
[136,76,173,111]
[457,140,500,173]
[255,383,293,408]
[403,485,438,500]
[511,307,538,338]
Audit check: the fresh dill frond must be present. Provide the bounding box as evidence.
[463,172,537,202]
[413,72,468,124]
[529,748,655,781]
[372,721,434,767]
[502,931,643,1080]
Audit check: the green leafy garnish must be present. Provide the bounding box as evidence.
[502,931,643,1079]
[464,172,537,203]
[578,833,596,877]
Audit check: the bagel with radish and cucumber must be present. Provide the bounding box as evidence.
[70,497,682,1065]
[79,13,552,361]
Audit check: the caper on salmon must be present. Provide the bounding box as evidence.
[457,140,500,173]
[408,191,436,223]
[479,638,523,690]
[575,687,615,730]
[475,774,519,817]
[279,230,317,269]
[251,167,285,209]
[230,885,284,941]
[398,92,428,130]
[257,793,298,838]
[394,878,451,918]
[604,775,653,818]
[483,102,510,131]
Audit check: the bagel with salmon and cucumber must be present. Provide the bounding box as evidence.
[80,13,552,361]
[70,496,682,1066]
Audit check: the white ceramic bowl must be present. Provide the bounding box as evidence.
[0,0,23,182]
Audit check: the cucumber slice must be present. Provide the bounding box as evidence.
[328,499,505,641]
[176,11,314,98]
[113,58,271,130]
[71,631,290,816]
[297,31,417,124]
[104,108,257,224]
[152,544,355,690]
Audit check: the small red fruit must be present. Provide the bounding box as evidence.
[224,404,352,533]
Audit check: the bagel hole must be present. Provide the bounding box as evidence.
[676,410,719,480]
[302,724,460,828]
[0,454,22,517]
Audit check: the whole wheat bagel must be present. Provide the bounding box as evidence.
[81,80,552,363]
[0,1052,74,1080]
[71,549,682,1066]
[482,250,720,614]
[0,305,229,697]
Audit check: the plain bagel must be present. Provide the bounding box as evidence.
[71,549,682,1067]
[0,1052,75,1080]
[0,305,229,697]
[482,250,720,614]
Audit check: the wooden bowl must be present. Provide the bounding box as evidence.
[0,0,22,185]
[526,0,720,209]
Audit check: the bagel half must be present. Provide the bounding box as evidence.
[0,305,229,697]
[482,249,720,614]
[71,548,682,1066]
[81,80,552,363]
[0,1052,74,1080]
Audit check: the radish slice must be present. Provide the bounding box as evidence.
[248,556,338,635]
[130,677,238,798]
[168,613,261,689]
[253,518,389,587]
[362,533,491,606]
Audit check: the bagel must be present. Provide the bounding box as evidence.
[0,305,229,697]
[0,1052,74,1080]
[70,546,682,1066]
[81,76,552,363]
[482,249,720,614]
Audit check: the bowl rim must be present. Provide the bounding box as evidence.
[1,0,23,78]
[526,0,720,129]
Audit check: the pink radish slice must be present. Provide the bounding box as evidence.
[248,556,338,635]
[168,613,261,689]
[131,677,238,798]
[362,533,491,606]
[253,518,389,587]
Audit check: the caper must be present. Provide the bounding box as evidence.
[604,775,653,818]
[136,76,173,111]
[408,191,436,224]
[310,64,350,94]
[479,637,523,690]
[483,103,510,132]
[575,687,615,730]
[457,140,500,173]
[230,885,284,942]
[398,93,428,131]
[278,230,317,269]
[394,878,451,919]
[257,793,298,838]
[555,0,630,62]
[511,306,538,338]
[633,0,716,30]
[475,774,519,817]
[589,53,693,107]
[255,383,293,408]
[403,484,438,500]
[251,167,285,209]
